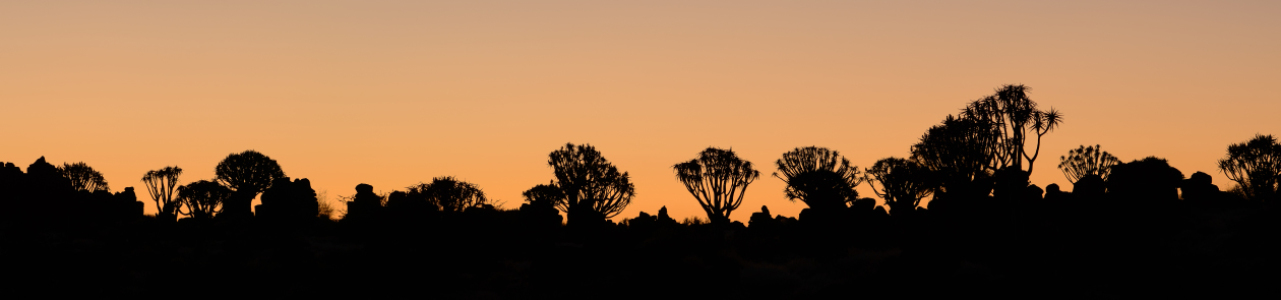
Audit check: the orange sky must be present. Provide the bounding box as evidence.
[3,0,1278,223]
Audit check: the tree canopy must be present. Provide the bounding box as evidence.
[176,180,230,220]
[958,84,1063,175]
[549,143,634,225]
[773,146,862,210]
[1058,144,1120,184]
[215,150,285,217]
[405,176,490,212]
[674,147,760,224]
[141,166,182,220]
[1218,134,1281,201]
[59,162,109,192]
[864,157,932,215]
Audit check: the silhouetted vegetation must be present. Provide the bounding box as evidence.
[176,179,228,220]
[864,157,932,215]
[773,146,863,211]
[1058,144,1121,183]
[674,147,760,225]
[546,143,635,227]
[215,150,285,218]
[59,161,109,192]
[141,166,182,221]
[404,176,490,213]
[957,84,1063,174]
[1218,134,1281,202]
[4,85,1279,298]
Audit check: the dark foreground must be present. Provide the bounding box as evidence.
[4,197,1278,299]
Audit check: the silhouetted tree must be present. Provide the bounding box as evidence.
[773,146,862,211]
[59,162,109,192]
[673,147,760,225]
[520,181,564,227]
[1058,144,1120,184]
[958,84,1064,175]
[523,182,565,209]
[141,166,182,221]
[548,143,635,227]
[864,157,932,215]
[175,180,229,220]
[214,150,285,218]
[911,116,995,198]
[1217,134,1281,201]
[405,176,489,212]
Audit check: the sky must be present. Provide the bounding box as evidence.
[2,0,1279,223]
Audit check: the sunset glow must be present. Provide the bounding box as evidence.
[3,0,1278,222]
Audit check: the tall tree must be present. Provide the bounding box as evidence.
[548,143,635,226]
[1058,144,1121,184]
[215,150,285,218]
[405,176,489,212]
[141,166,183,221]
[1218,134,1281,201]
[773,146,862,211]
[673,147,760,225]
[59,162,109,192]
[864,157,933,215]
[957,84,1063,175]
[176,180,230,220]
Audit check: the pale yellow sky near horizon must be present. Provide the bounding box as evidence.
[2,0,1279,222]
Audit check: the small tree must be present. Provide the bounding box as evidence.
[405,176,489,212]
[141,166,183,221]
[548,143,635,226]
[1058,144,1121,184]
[864,157,933,215]
[773,146,862,210]
[214,150,285,217]
[523,182,565,209]
[1218,134,1281,201]
[673,147,760,225]
[60,162,109,192]
[176,180,230,220]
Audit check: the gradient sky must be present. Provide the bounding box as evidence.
[3,0,1278,222]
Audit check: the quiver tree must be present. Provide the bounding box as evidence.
[59,162,109,193]
[1058,144,1121,184]
[548,143,635,227]
[773,146,862,211]
[911,115,997,199]
[214,150,285,218]
[521,182,566,226]
[405,176,489,212]
[176,180,230,220]
[958,85,1064,175]
[141,166,183,221]
[864,157,933,216]
[523,181,565,210]
[1218,134,1281,201]
[673,147,760,225]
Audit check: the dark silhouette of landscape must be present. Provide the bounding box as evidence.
[2,85,1279,298]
